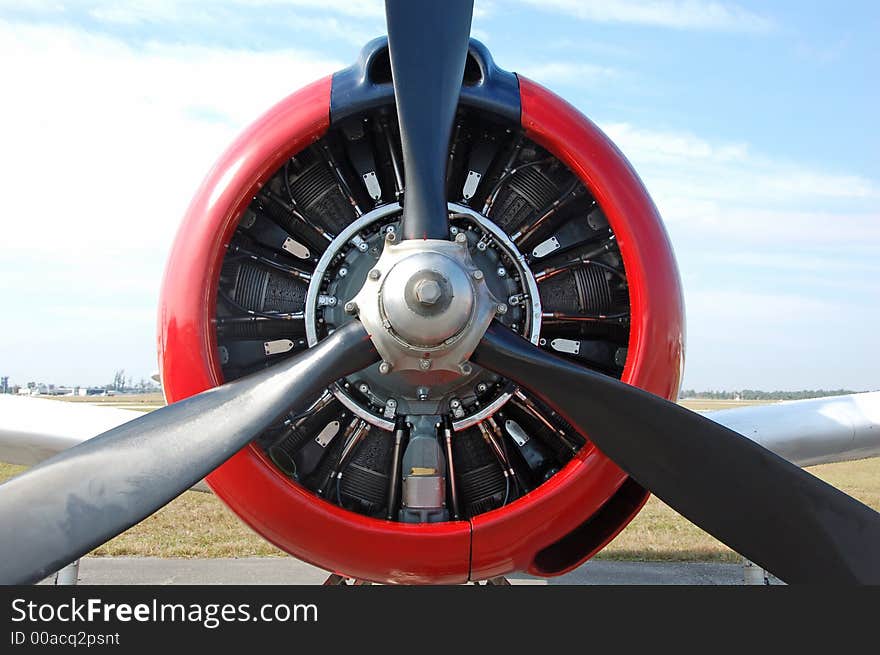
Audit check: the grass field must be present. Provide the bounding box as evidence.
[48,393,165,405]
[678,398,775,411]
[45,392,165,412]
[2,397,877,562]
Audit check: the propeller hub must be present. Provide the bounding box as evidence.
[381,253,474,348]
[349,236,501,375]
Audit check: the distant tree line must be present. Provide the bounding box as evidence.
[679,389,862,401]
[0,369,160,395]
[109,369,158,393]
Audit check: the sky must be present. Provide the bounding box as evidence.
[0,0,877,391]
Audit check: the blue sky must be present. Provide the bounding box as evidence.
[0,0,877,391]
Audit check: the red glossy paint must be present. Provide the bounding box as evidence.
[158,73,685,584]
[468,77,686,580]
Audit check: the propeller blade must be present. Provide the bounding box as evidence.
[385,0,473,240]
[0,321,377,584]
[472,323,880,584]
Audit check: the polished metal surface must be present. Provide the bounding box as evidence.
[352,236,499,375]
[378,250,475,347]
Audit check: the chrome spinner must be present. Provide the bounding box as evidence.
[350,234,501,375]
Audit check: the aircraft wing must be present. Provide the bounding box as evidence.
[703,391,880,467]
[1,392,877,481]
[0,395,211,492]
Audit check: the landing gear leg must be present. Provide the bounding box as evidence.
[53,559,80,585]
[323,573,373,585]
[742,557,770,585]
[472,576,511,585]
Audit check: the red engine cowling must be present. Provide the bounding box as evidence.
[158,40,684,584]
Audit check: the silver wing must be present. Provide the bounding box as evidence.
[704,391,880,467]
[0,395,211,491]
[1,391,877,478]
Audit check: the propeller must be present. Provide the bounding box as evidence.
[472,323,880,584]
[385,0,473,240]
[0,322,378,585]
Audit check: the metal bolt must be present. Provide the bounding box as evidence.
[455,232,467,244]
[450,398,462,409]
[476,241,487,251]
[387,398,397,407]
[476,382,488,394]
[472,270,484,281]
[385,231,397,243]
[459,362,473,375]
[338,267,348,277]
[496,303,508,315]
[417,386,429,400]
[358,383,369,394]
[368,269,381,281]
[415,279,442,305]
[382,318,392,329]
[378,361,392,375]
[450,226,459,236]
[497,267,507,277]
[419,358,432,371]
[344,301,358,315]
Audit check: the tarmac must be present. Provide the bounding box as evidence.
[40,557,781,585]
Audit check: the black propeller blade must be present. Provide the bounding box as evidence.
[472,322,880,584]
[0,322,378,585]
[385,0,473,240]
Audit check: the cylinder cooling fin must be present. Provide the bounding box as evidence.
[158,38,684,584]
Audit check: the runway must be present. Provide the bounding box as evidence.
[40,557,781,585]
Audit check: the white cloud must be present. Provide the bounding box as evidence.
[0,19,341,384]
[599,121,880,256]
[12,0,489,32]
[680,286,879,391]
[687,289,835,325]
[587,119,880,389]
[519,0,774,33]
[0,21,341,256]
[599,122,879,231]
[513,61,619,86]
[86,0,386,24]
[602,123,750,164]
[83,0,382,45]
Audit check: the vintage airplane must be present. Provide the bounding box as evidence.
[1,1,879,585]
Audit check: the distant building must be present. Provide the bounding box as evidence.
[86,387,112,397]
